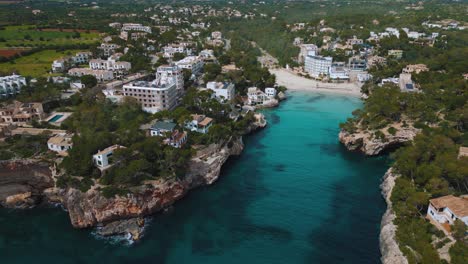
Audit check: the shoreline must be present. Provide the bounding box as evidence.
[270,68,363,97]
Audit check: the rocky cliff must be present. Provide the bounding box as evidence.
[0,160,53,208]
[339,125,419,156]
[379,169,408,264]
[44,114,267,238]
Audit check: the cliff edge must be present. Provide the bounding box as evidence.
[379,168,408,264]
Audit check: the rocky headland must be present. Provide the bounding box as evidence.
[0,113,267,241]
[339,124,419,156]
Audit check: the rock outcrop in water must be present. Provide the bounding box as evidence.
[0,160,54,208]
[339,125,419,156]
[379,169,409,264]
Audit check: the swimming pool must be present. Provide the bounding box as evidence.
[48,114,64,123]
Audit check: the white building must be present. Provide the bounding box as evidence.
[304,55,333,78]
[357,73,373,82]
[123,74,179,114]
[98,43,120,57]
[206,81,235,101]
[121,23,152,33]
[427,195,468,226]
[0,74,26,98]
[73,51,92,64]
[247,87,270,105]
[265,87,277,98]
[93,145,126,170]
[162,44,192,58]
[68,68,114,82]
[298,44,318,63]
[329,66,350,80]
[89,57,131,74]
[175,56,204,76]
[52,59,68,73]
[156,65,184,96]
[47,133,73,156]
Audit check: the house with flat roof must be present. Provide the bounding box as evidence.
[206,82,235,102]
[427,195,468,227]
[185,114,213,134]
[47,133,73,156]
[92,145,126,170]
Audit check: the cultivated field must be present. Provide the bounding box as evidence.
[0,49,83,77]
[0,25,100,48]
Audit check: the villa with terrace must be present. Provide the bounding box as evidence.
[185,114,213,134]
[427,195,468,232]
[0,101,45,126]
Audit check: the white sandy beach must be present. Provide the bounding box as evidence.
[270,68,363,96]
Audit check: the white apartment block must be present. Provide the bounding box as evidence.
[175,56,204,76]
[73,51,93,64]
[304,55,333,78]
[98,43,120,57]
[206,81,235,101]
[123,75,179,114]
[162,44,192,58]
[89,58,131,73]
[329,66,350,80]
[298,44,318,63]
[156,65,184,94]
[68,68,114,82]
[121,23,152,33]
[0,75,26,98]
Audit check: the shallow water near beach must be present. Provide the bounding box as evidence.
[0,91,389,263]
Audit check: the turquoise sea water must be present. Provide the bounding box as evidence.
[0,91,389,263]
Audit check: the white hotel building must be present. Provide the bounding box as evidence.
[175,56,204,76]
[123,75,179,114]
[304,55,333,78]
[156,65,184,95]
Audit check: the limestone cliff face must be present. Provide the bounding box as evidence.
[339,125,419,156]
[0,160,53,208]
[45,137,246,229]
[379,169,408,264]
[44,109,273,231]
